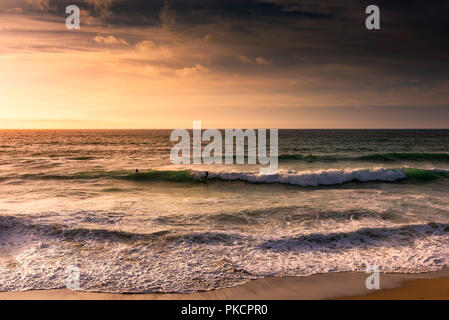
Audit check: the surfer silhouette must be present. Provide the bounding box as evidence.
[204,171,209,179]
[135,169,139,173]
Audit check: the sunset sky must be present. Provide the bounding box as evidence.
[0,0,448,129]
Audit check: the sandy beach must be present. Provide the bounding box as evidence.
[1,269,448,300]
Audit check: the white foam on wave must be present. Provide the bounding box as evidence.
[1,217,448,293]
[192,168,407,186]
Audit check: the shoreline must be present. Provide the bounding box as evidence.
[1,268,448,300]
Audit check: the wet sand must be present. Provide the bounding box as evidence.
[343,276,449,299]
[1,268,448,300]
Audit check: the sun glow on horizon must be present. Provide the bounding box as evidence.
[0,1,448,129]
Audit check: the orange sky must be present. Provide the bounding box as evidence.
[1,0,448,129]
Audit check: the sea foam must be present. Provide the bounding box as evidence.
[192,168,407,186]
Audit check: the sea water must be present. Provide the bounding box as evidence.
[0,129,448,293]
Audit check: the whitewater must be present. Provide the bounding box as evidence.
[0,129,448,293]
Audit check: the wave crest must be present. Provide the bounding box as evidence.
[192,168,407,186]
[3,167,448,187]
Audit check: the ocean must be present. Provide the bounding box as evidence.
[0,129,448,293]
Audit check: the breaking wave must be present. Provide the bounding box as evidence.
[1,214,448,293]
[2,167,448,187]
[191,167,448,186]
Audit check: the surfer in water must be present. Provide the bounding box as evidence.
[135,169,139,173]
[204,171,209,179]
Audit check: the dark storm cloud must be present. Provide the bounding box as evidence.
[8,0,339,25]
[73,0,449,79]
[11,1,449,60]
[3,0,449,104]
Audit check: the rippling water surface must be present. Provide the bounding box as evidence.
[0,129,448,293]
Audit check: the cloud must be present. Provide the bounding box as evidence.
[175,64,210,77]
[26,0,51,11]
[6,7,24,14]
[1,0,449,127]
[139,65,172,78]
[255,57,270,65]
[80,8,103,25]
[239,56,270,65]
[135,40,157,52]
[85,0,115,20]
[134,41,174,61]
[239,56,253,64]
[159,0,176,29]
[94,35,128,46]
